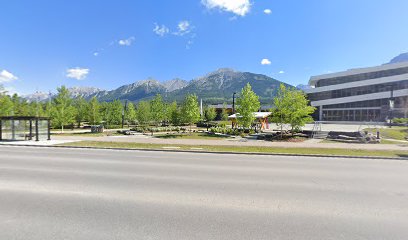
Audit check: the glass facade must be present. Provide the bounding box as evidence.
[308,63,408,122]
[309,80,408,102]
[316,66,408,87]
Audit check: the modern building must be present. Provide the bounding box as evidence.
[305,62,408,122]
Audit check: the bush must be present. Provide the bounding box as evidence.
[131,126,187,133]
[393,118,408,124]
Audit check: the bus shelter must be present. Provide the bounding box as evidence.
[0,116,51,141]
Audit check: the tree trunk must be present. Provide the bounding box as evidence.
[280,123,283,139]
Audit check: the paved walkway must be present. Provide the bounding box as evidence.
[53,135,408,151]
[0,139,79,146]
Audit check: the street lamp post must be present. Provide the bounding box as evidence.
[122,100,128,129]
[389,85,395,128]
[232,92,237,114]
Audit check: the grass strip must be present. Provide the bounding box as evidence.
[59,141,408,158]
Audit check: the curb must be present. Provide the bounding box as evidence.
[1,143,407,161]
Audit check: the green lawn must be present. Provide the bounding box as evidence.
[365,127,408,141]
[54,131,121,137]
[154,132,231,140]
[59,141,408,158]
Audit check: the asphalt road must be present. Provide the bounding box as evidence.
[0,146,407,240]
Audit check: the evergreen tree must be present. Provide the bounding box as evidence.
[181,94,200,132]
[52,86,76,132]
[236,83,260,128]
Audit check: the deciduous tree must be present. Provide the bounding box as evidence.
[181,94,200,132]
[52,86,76,132]
[272,84,315,136]
[136,101,151,125]
[150,94,165,126]
[87,97,101,125]
[236,83,260,128]
[125,102,137,126]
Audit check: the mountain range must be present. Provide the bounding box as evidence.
[389,52,408,64]
[24,68,292,104]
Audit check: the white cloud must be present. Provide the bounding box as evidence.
[153,23,170,37]
[118,36,135,46]
[201,0,251,17]
[174,21,193,36]
[279,70,285,74]
[264,9,272,15]
[0,70,18,83]
[66,68,90,80]
[261,59,271,65]
[93,52,99,57]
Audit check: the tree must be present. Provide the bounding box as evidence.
[272,84,315,136]
[74,96,88,127]
[87,97,101,125]
[125,102,137,126]
[181,94,200,132]
[150,94,165,126]
[204,106,217,122]
[236,83,260,128]
[44,101,53,118]
[136,101,151,125]
[52,86,76,132]
[0,95,14,116]
[28,101,44,117]
[168,101,181,126]
[221,102,229,121]
[104,100,123,127]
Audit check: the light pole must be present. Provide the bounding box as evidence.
[389,85,395,128]
[232,92,237,114]
[122,100,128,129]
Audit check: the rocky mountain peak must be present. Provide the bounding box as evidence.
[389,52,408,64]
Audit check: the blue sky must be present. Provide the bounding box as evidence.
[1,0,408,94]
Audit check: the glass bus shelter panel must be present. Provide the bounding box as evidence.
[1,120,12,140]
[14,120,30,141]
[38,120,49,141]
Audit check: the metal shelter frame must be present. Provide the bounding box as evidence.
[0,116,51,141]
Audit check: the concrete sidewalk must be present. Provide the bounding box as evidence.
[0,139,79,146]
[53,135,408,151]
